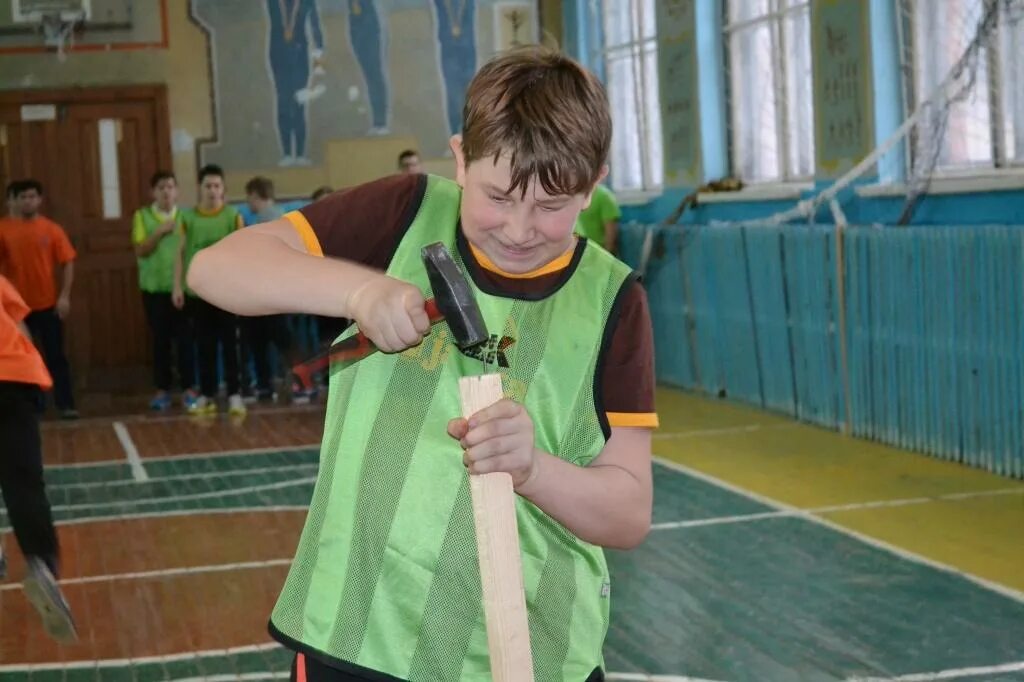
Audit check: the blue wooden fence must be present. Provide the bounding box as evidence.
[621,222,1024,478]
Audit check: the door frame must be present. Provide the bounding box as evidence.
[0,84,172,173]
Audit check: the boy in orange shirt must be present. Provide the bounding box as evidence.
[0,180,78,419]
[0,274,77,642]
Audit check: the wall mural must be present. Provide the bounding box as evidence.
[191,0,532,176]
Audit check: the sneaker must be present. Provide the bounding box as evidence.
[149,392,171,411]
[181,388,200,410]
[227,393,247,417]
[187,395,217,416]
[23,557,78,643]
[290,383,317,405]
[59,409,79,421]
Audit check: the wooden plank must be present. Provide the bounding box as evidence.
[458,374,534,682]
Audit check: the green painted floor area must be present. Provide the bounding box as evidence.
[0,449,320,531]
[606,513,1024,680]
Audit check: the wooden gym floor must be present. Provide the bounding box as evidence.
[1,389,1022,680]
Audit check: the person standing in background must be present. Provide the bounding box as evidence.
[397,149,422,174]
[0,180,78,419]
[243,177,295,402]
[132,171,197,411]
[575,183,621,255]
[173,165,246,417]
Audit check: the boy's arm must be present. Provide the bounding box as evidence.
[188,218,430,351]
[52,223,76,319]
[451,280,655,549]
[451,405,652,550]
[172,223,187,309]
[133,211,175,257]
[56,261,74,319]
[190,175,425,348]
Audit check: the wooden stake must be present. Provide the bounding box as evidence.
[459,374,534,681]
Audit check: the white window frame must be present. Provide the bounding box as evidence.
[598,0,663,202]
[724,0,814,185]
[905,0,1024,175]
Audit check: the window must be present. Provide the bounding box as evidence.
[907,0,1024,171]
[600,0,663,195]
[725,0,814,183]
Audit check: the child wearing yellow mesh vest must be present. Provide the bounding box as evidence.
[188,46,657,682]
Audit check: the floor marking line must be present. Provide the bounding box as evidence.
[44,443,321,471]
[847,660,1024,680]
[0,558,292,592]
[651,510,793,530]
[113,421,149,482]
[1,505,309,534]
[40,477,316,513]
[653,456,1024,605]
[0,642,283,671]
[49,462,320,491]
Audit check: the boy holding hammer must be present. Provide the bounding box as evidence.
[189,46,656,681]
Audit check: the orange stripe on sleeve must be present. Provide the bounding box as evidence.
[607,412,659,428]
[284,211,323,257]
[296,653,306,682]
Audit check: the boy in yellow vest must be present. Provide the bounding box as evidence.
[188,47,656,681]
[131,171,197,411]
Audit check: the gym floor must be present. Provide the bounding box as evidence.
[2,388,1022,681]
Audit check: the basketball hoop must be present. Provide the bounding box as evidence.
[39,10,85,61]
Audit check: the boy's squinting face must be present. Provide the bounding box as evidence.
[453,138,595,275]
[199,175,225,207]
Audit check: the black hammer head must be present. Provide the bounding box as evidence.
[421,242,489,350]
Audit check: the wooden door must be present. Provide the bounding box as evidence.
[0,86,171,393]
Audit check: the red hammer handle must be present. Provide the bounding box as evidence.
[292,297,444,390]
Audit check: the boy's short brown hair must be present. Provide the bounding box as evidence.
[245,176,275,200]
[461,46,611,198]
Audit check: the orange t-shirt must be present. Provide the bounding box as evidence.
[0,215,76,311]
[0,275,52,388]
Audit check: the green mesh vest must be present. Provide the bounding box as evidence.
[133,206,179,293]
[271,175,633,681]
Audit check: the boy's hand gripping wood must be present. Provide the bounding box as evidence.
[459,374,534,682]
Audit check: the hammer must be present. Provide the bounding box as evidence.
[291,242,489,389]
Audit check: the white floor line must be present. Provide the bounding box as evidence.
[648,479,1024,532]
[45,443,321,472]
[41,477,316,513]
[1,505,310,534]
[0,642,283,672]
[653,456,1024,605]
[50,462,321,491]
[113,420,149,482]
[0,558,292,592]
[651,510,794,530]
[848,660,1024,681]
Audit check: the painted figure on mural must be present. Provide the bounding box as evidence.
[432,0,477,137]
[266,0,325,166]
[347,0,390,134]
